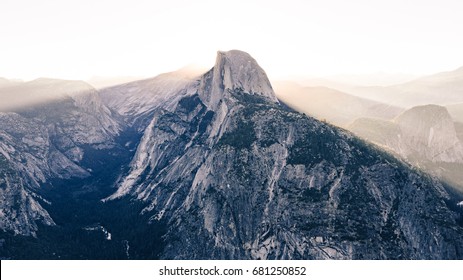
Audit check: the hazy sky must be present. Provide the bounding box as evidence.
[1,0,463,81]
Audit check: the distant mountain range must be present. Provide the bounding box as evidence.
[275,66,463,195]
[274,81,403,127]
[310,66,463,108]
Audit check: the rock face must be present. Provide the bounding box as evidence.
[200,50,278,111]
[99,69,200,122]
[0,79,120,235]
[395,105,463,163]
[349,105,463,191]
[108,50,463,259]
[0,153,55,236]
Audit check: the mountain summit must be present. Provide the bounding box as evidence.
[395,105,463,163]
[199,50,278,111]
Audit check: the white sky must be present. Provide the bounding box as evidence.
[1,0,462,81]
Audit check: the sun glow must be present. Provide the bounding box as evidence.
[1,0,463,81]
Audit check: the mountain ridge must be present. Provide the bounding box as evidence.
[105,50,463,259]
